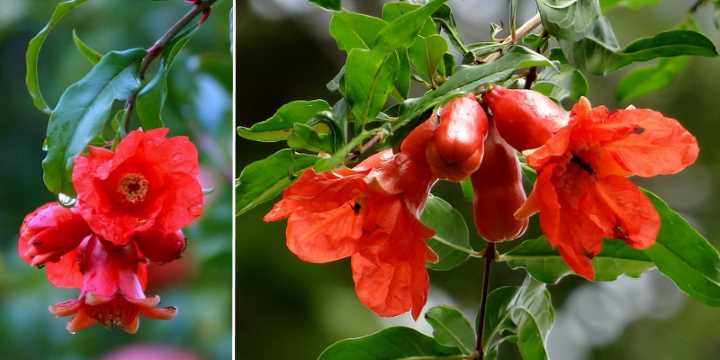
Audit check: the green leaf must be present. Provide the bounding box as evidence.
[329,12,387,52]
[483,277,554,360]
[394,49,412,99]
[72,29,101,64]
[237,100,332,142]
[500,236,654,283]
[314,128,385,171]
[309,0,341,10]
[421,195,475,271]
[373,0,448,53]
[287,122,334,153]
[396,46,555,130]
[344,48,396,127]
[425,306,476,354]
[236,149,318,216]
[42,48,145,195]
[381,2,437,37]
[460,179,474,203]
[26,0,89,115]
[643,191,720,306]
[600,0,659,10]
[536,0,603,42]
[136,26,198,130]
[616,56,689,103]
[409,34,449,84]
[318,327,463,360]
[532,64,589,108]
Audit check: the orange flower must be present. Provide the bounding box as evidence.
[516,98,699,279]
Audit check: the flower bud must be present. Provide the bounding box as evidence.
[18,202,91,266]
[471,124,528,242]
[134,229,187,263]
[425,94,488,181]
[483,86,568,151]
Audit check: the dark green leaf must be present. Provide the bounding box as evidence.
[532,64,588,108]
[344,48,396,127]
[309,0,341,10]
[643,191,720,306]
[42,48,145,195]
[237,100,331,142]
[318,327,463,360]
[396,46,555,130]
[425,306,476,354]
[600,0,659,10]
[236,149,318,216]
[26,0,89,114]
[287,122,334,153]
[136,26,198,129]
[394,49,412,99]
[329,12,387,52]
[409,34,449,85]
[72,29,101,64]
[500,236,654,283]
[421,195,475,271]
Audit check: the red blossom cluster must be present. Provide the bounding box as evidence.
[267,87,699,318]
[18,128,204,333]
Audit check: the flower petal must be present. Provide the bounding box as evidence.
[285,204,364,263]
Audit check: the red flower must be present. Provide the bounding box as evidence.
[425,94,488,181]
[49,236,176,333]
[265,124,440,318]
[483,86,568,151]
[471,124,528,242]
[73,128,203,246]
[18,202,90,266]
[133,229,187,263]
[516,98,699,279]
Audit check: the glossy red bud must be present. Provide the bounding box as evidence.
[471,124,528,242]
[426,94,488,181]
[400,114,438,161]
[18,202,91,266]
[483,86,568,151]
[134,229,187,263]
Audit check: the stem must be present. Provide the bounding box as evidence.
[481,13,542,63]
[123,0,217,132]
[690,0,708,12]
[476,242,496,359]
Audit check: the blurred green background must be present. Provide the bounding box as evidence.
[0,0,233,359]
[237,0,720,359]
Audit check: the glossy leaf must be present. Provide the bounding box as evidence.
[26,0,89,114]
[42,48,145,195]
[236,149,318,216]
[309,0,341,10]
[409,34,449,84]
[136,26,198,129]
[344,48,396,126]
[237,100,331,142]
[421,195,474,271]
[616,56,689,102]
[601,0,659,10]
[329,12,387,52]
[394,49,412,98]
[425,306,476,354]
[482,277,554,360]
[536,0,603,42]
[396,46,555,130]
[643,191,720,306]
[373,0,448,53]
[286,122,334,153]
[318,327,463,360]
[381,2,437,37]
[72,29,101,64]
[532,64,588,108]
[500,236,654,283]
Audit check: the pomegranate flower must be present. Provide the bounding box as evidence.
[73,128,204,246]
[49,236,176,333]
[516,97,699,279]
[18,202,90,267]
[265,123,439,318]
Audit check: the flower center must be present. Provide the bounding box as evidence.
[117,173,149,205]
[87,298,135,328]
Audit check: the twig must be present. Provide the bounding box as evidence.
[476,243,496,359]
[123,0,217,132]
[480,13,542,64]
[690,0,708,12]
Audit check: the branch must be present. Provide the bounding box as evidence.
[480,13,542,64]
[123,0,217,131]
[476,243,497,359]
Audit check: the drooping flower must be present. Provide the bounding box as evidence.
[73,128,204,246]
[516,97,699,279]
[425,94,488,181]
[49,236,176,334]
[265,123,440,318]
[471,123,528,242]
[18,202,90,267]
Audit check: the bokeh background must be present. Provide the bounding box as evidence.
[0,0,233,359]
[237,0,720,359]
